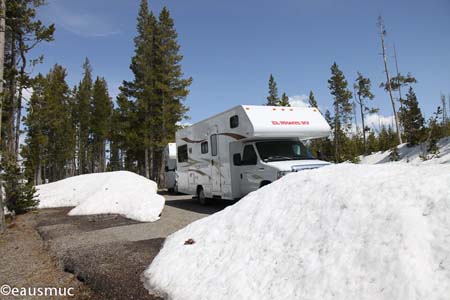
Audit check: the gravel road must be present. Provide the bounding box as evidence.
[34,194,236,300]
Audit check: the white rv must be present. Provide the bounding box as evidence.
[163,143,177,192]
[172,105,331,204]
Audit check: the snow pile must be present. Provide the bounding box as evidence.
[359,136,450,165]
[144,164,450,300]
[37,171,164,222]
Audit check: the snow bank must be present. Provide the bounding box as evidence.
[144,164,450,300]
[37,171,164,222]
[359,136,450,165]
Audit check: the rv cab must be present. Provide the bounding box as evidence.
[232,138,329,194]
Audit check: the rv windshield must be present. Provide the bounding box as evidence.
[255,140,315,162]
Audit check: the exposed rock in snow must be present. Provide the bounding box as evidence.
[144,164,450,300]
[37,171,164,222]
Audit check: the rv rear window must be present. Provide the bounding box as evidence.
[230,115,239,128]
[177,145,188,162]
[201,142,208,154]
[211,134,217,156]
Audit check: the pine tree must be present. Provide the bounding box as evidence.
[399,87,424,145]
[378,125,390,151]
[122,0,158,178]
[279,92,290,107]
[426,106,443,156]
[122,1,191,181]
[1,0,54,220]
[366,130,378,153]
[2,0,55,162]
[112,92,140,172]
[3,160,37,214]
[44,64,76,181]
[155,7,192,180]
[381,72,417,101]
[308,90,318,108]
[266,74,279,106]
[22,74,48,185]
[328,62,353,162]
[354,72,376,153]
[91,77,113,172]
[75,58,93,174]
[378,16,402,144]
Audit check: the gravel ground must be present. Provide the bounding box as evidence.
[0,213,93,300]
[33,194,236,300]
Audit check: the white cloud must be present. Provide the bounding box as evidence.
[289,94,310,107]
[350,113,396,135]
[365,113,396,130]
[176,121,192,128]
[48,3,121,38]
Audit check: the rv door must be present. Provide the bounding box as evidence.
[210,130,222,194]
[240,144,261,195]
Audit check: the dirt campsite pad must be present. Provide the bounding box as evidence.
[1,194,234,300]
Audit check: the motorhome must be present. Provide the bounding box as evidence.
[171,105,331,204]
[163,143,177,192]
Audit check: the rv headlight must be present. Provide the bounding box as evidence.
[277,171,290,179]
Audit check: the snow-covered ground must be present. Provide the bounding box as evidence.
[359,136,450,165]
[144,164,450,300]
[37,171,165,222]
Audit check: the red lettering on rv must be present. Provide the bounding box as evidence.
[271,120,310,125]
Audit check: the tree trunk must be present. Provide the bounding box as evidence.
[101,139,106,172]
[149,147,154,181]
[379,19,402,144]
[15,37,27,158]
[144,147,149,178]
[358,94,367,153]
[35,160,42,185]
[7,37,16,159]
[334,103,339,163]
[0,0,7,233]
[159,150,165,188]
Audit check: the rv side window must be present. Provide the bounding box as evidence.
[201,141,208,154]
[177,145,188,162]
[211,134,218,156]
[230,115,239,128]
[241,145,257,165]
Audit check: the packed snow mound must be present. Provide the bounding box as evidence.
[37,171,164,222]
[144,164,450,300]
[359,136,450,164]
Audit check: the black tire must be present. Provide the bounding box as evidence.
[197,186,208,205]
[260,181,271,188]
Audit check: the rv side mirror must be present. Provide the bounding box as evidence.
[165,166,170,172]
[233,153,242,166]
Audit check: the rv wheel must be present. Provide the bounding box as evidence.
[197,186,208,205]
[260,180,271,188]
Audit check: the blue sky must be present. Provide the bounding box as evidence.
[32,0,450,127]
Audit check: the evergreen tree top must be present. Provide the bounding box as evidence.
[308,90,318,108]
[279,93,290,107]
[266,74,279,106]
[355,72,374,101]
[328,62,352,113]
